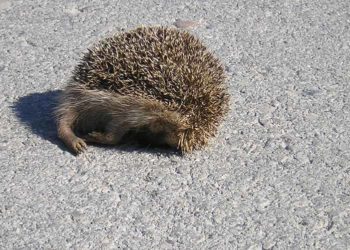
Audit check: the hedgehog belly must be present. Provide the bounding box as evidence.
[71,26,230,152]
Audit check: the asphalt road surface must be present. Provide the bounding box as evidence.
[1,0,349,249]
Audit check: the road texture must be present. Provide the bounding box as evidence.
[1,0,349,249]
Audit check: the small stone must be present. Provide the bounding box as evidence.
[64,4,81,15]
[174,19,202,29]
[0,0,11,10]
[247,243,262,250]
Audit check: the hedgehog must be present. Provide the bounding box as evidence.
[55,26,229,154]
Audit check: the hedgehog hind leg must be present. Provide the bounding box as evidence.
[83,131,121,145]
[83,120,128,145]
[57,108,87,154]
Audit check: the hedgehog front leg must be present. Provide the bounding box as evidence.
[57,111,87,154]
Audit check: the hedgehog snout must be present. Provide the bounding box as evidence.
[147,113,185,149]
[134,124,178,149]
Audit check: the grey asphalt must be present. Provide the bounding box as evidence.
[1,0,350,249]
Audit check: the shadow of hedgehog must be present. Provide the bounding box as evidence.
[55,26,230,154]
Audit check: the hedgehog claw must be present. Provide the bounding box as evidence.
[71,137,87,154]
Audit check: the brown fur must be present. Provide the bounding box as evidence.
[55,84,186,154]
[56,26,229,154]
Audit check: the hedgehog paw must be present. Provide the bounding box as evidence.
[70,137,87,154]
[83,131,121,145]
[83,132,104,143]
